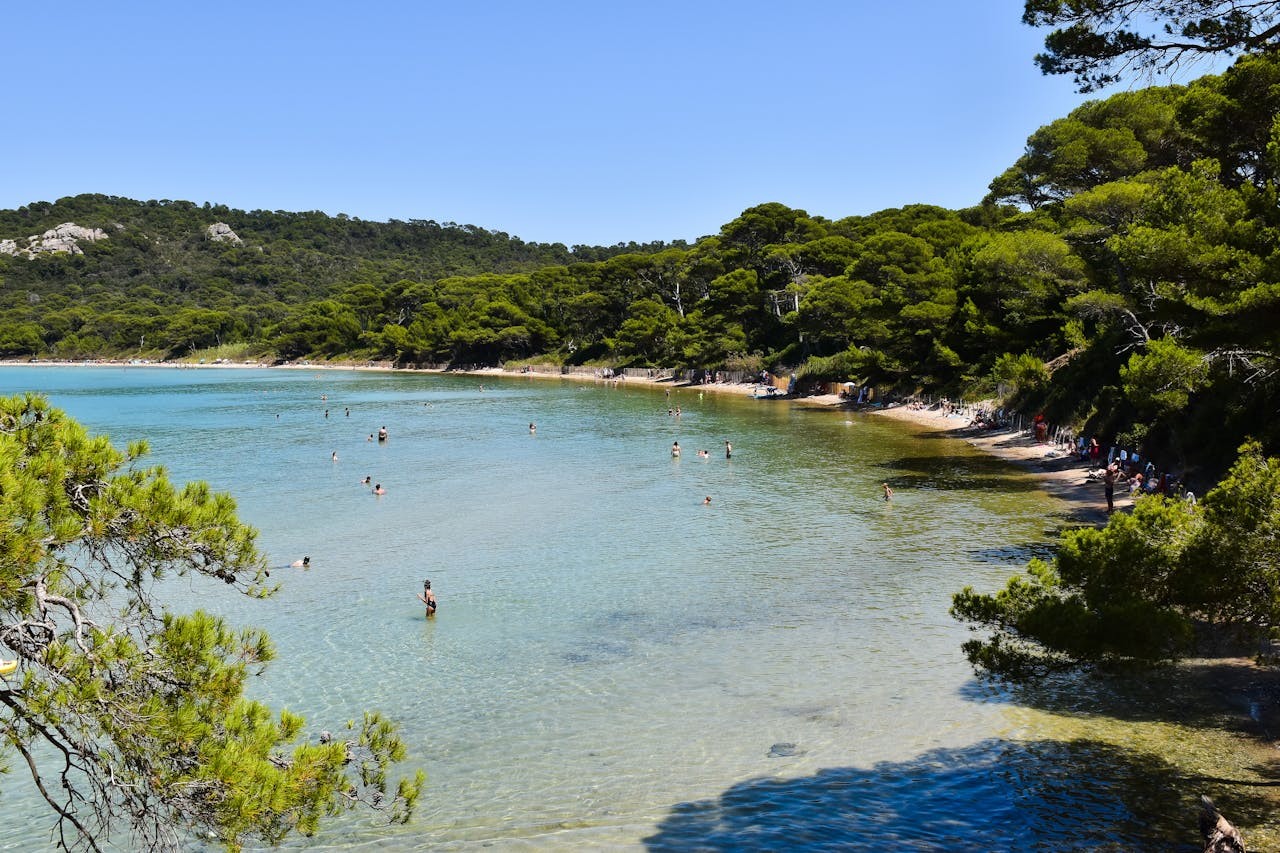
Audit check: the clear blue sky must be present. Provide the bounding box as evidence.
[1,2,1156,246]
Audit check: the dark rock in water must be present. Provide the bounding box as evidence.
[1199,795,1246,853]
[768,742,803,758]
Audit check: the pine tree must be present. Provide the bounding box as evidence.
[0,393,422,851]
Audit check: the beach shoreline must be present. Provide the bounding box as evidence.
[2,358,1116,517]
[864,403,1127,523]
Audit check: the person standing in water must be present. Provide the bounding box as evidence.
[882,482,893,501]
[529,422,536,434]
[671,441,681,458]
[417,580,437,617]
[724,440,732,459]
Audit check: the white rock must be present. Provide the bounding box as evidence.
[206,222,243,245]
[40,222,107,243]
[0,222,110,258]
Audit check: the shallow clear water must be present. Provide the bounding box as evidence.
[0,366,1273,851]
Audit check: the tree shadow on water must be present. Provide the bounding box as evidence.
[877,455,1045,493]
[968,541,1061,566]
[643,738,1272,851]
[957,663,1280,739]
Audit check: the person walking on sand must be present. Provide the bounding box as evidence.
[417,580,437,617]
[882,482,893,501]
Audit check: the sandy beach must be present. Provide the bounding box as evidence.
[866,402,1127,523]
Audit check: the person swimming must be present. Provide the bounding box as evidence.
[291,556,311,568]
[373,483,386,495]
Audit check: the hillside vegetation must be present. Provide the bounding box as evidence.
[2,54,1279,483]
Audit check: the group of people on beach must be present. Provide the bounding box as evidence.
[895,398,1200,515]
[1016,411,1193,514]
[1100,454,1191,513]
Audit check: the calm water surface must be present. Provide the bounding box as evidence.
[0,366,1273,851]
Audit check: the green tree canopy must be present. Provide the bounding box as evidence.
[0,395,421,850]
[952,441,1280,680]
[1024,0,1280,92]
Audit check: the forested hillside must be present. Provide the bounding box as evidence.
[2,53,1278,482]
[0,195,674,361]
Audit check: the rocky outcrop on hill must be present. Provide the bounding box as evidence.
[206,222,243,245]
[0,222,109,258]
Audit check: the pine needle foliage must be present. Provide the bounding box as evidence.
[0,394,423,851]
[952,441,1280,679]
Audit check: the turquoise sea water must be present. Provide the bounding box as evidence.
[0,366,1271,851]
